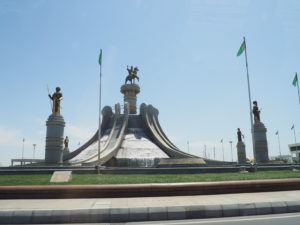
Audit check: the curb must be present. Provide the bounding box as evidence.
[1,178,300,199]
[1,200,300,224]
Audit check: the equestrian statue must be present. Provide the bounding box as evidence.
[125,66,140,84]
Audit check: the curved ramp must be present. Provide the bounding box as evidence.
[68,104,129,166]
[63,106,114,161]
[140,103,198,158]
[117,128,169,159]
[84,111,129,165]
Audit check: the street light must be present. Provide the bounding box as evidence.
[213,146,216,160]
[221,139,224,161]
[229,141,233,162]
[22,138,25,159]
[21,138,25,166]
[33,144,36,159]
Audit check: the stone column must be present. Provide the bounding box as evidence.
[120,84,140,114]
[45,114,65,164]
[236,141,246,164]
[253,122,269,163]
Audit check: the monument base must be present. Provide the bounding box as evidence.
[253,122,269,163]
[236,141,246,164]
[157,158,206,168]
[45,114,65,165]
[63,147,70,162]
[120,84,140,114]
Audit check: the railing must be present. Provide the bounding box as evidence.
[11,159,44,166]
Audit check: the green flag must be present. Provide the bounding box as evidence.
[293,73,298,87]
[237,40,246,57]
[98,49,102,65]
[275,131,278,135]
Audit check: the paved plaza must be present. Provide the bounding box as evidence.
[1,190,300,223]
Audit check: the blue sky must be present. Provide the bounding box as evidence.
[1,0,300,166]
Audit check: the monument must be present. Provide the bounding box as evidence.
[120,66,140,114]
[236,128,246,164]
[63,66,205,167]
[45,87,65,164]
[63,136,70,157]
[252,101,269,163]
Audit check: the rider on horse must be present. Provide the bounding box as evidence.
[125,66,140,84]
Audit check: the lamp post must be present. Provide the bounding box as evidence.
[221,139,224,162]
[291,124,296,143]
[213,146,216,160]
[229,141,233,162]
[33,144,36,160]
[21,138,25,165]
[275,131,281,159]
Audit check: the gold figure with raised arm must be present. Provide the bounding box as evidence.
[48,87,63,114]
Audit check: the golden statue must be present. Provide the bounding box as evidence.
[48,87,63,114]
[64,136,69,148]
[237,128,244,142]
[252,101,260,123]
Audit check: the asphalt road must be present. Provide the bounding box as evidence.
[26,212,300,225]
[131,213,300,225]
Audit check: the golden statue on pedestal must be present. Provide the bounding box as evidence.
[252,101,261,123]
[48,87,63,115]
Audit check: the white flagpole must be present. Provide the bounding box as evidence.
[98,49,102,167]
[243,37,256,162]
[296,73,300,105]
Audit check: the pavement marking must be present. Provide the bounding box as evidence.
[137,213,300,225]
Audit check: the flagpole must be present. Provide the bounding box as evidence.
[98,49,102,167]
[243,37,256,161]
[296,73,300,105]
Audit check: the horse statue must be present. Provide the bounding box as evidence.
[125,66,140,84]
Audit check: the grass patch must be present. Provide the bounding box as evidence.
[0,174,52,186]
[0,170,300,186]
